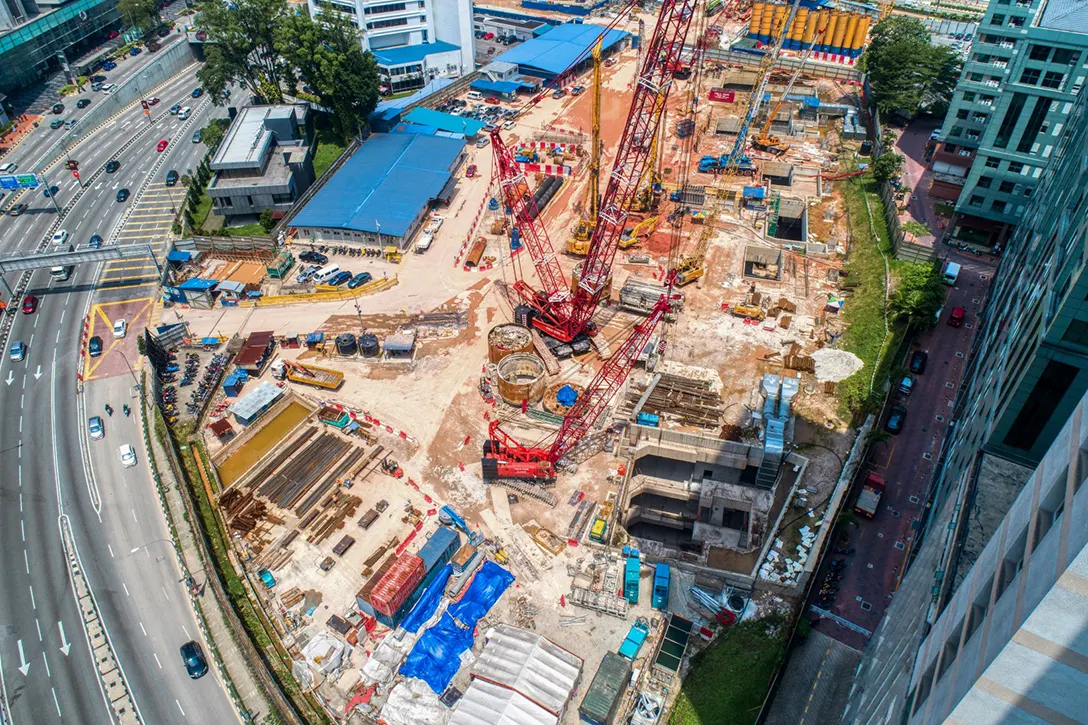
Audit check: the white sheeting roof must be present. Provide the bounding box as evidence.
[449,679,556,725]
[470,624,582,716]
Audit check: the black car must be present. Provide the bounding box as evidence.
[7,203,28,216]
[76,98,91,108]
[885,405,907,434]
[165,169,179,186]
[88,336,103,357]
[909,350,928,375]
[116,188,129,202]
[156,25,170,38]
[299,250,328,264]
[51,103,64,114]
[105,160,120,173]
[88,234,103,249]
[179,641,208,679]
[90,74,107,83]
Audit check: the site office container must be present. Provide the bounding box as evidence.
[370,554,425,616]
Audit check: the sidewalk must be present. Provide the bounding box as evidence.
[146,417,272,722]
[0,114,44,156]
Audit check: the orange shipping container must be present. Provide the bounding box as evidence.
[370,554,424,616]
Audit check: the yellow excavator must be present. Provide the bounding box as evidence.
[618,215,659,249]
[567,38,604,256]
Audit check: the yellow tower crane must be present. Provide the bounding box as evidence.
[567,38,604,256]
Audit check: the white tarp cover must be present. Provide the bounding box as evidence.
[470,624,582,716]
[301,632,347,674]
[449,679,557,725]
[380,677,449,725]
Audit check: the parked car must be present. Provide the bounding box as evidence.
[89,335,103,356]
[195,30,207,41]
[485,96,500,105]
[165,169,179,186]
[156,25,170,37]
[179,641,208,679]
[21,294,38,314]
[299,251,328,264]
[51,103,64,114]
[571,85,585,96]
[112,318,127,338]
[105,159,120,173]
[483,31,494,40]
[129,46,141,56]
[91,82,103,92]
[909,350,928,374]
[898,374,915,396]
[99,83,115,94]
[88,416,105,440]
[327,271,353,286]
[948,306,966,327]
[147,41,161,52]
[347,272,372,289]
[116,188,129,202]
[9,340,26,362]
[77,98,91,108]
[156,139,169,152]
[90,74,107,83]
[552,89,567,99]
[885,405,907,434]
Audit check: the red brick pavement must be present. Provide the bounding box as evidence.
[0,114,44,156]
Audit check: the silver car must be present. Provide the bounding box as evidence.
[88,416,105,440]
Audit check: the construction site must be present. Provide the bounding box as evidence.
[157,0,891,722]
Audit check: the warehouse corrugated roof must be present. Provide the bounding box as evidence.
[229,382,283,421]
[373,41,460,66]
[290,134,464,238]
[470,79,532,95]
[494,23,627,76]
[404,107,486,136]
[374,77,455,114]
[471,625,582,716]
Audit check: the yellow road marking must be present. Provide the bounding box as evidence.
[84,298,154,379]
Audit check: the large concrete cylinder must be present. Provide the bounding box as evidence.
[488,324,534,365]
[496,354,546,407]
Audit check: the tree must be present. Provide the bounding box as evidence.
[277,11,380,140]
[871,152,904,184]
[118,0,160,33]
[860,17,961,117]
[199,118,231,151]
[195,0,293,104]
[890,263,946,331]
[259,209,275,232]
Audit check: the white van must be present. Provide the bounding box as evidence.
[466,90,483,101]
[943,261,961,286]
[178,106,192,120]
[414,232,434,254]
[313,264,341,284]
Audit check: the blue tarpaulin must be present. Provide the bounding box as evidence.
[399,613,474,693]
[447,561,514,627]
[743,186,766,199]
[401,564,453,633]
[557,384,578,407]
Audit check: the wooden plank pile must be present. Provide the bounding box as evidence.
[624,371,726,429]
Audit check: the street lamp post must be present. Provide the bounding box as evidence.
[116,349,142,392]
[38,169,62,213]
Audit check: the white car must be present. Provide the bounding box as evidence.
[118,444,137,468]
[178,106,191,120]
[101,83,115,94]
[0,162,17,173]
[112,318,128,339]
[52,230,69,246]
[502,120,515,130]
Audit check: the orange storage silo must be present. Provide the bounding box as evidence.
[843,14,861,56]
[772,3,789,41]
[852,16,872,57]
[790,8,808,50]
[759,2,774,42]
[831,11,849,54]
[802,9,818,46]
[821,10,838,53]
[748,2,764,39]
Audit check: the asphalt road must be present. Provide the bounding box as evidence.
[0,63,237,723]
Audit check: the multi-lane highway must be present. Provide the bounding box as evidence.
[0,61,240,724]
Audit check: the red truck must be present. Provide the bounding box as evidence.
[855,473,885,518]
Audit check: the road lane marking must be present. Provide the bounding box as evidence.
[18,466,21,486]
[52,687,62,716]
[19,493,23,511]
[131,508,138,523]
[108,544,114,558]
[24,549,29,573]
[182,626,191,639]
[154,652,162,669]
[176,700,186,716]
[29,585,35,609]
[42,651,51,677]
[21,520,25,541]
[122,582,130,596]
[36,618,42,641]
[161,586,170,602]
[19,416,22,433]
[17,640,29,675]
[139,622,147,636]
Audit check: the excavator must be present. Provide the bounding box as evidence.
[731,284,766,321]
[567,38,604,256]
[619,215,660,249]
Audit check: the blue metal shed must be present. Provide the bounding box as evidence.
[493,23,628,78]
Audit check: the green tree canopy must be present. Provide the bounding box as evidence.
[199,118,231,151]
[195,0,294,104]
[277,10,380,140]
[890,263,946,331]
[871,152,904,184]
[860,16,963,117]
[118,0,160,33]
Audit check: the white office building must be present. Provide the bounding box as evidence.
[307,0,475,93]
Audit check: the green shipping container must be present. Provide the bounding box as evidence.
[579,651,633,725]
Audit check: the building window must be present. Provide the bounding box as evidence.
[970,72,984,81]
[1003,360,1079,451]
[1062,319,1088,347]
[364,2,407,14]
[963,91,976,102]
[985,156,1001,168]
[1042,71,1065,89]
[999,180,1016,193]
[1024,186,1033,197]
[1009,161,1024,173]
[1019,68,1041,85]
[956,109,969,120]
[991,199,1007,213]
[1052,48,1080,65]
[995,93,1027,148]
[977,176,993,188]
[969,195,984,206]
[1009,15,1025,27]
[990,14,1005,25]
[950,126,963,137]
[1029,44,1050,61]
[1018,97,1053,153]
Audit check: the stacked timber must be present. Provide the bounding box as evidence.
[624,367,727,430]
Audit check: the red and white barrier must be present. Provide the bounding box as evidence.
[516,162,573,177]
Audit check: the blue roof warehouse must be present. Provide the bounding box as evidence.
[493,23,630,80]
[290,133,465,249]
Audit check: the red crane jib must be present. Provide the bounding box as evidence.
[489,0,698,343]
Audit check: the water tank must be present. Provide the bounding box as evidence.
[336,333,358,356]
[359,334,380,357]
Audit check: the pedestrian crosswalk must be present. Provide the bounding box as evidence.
[99,182,179,288]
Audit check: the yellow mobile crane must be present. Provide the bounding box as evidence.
[752,16,829,155]
[567,38,604,256]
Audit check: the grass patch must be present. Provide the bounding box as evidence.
[311,127,346,179]
[191,191,213,230]
[220,222,267,237]
[669,616,789,725]
[934,202,955,217]
[835,172,907,416]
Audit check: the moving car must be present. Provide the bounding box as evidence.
[100,83,115,93]
[105,160,120,173]
[116,188,129,202]
[179,641,208,679]
[347,272,372,289]
[298,251,328,264]
[191,87,203,98]
[89,335,103,356]
[9,340,25,362]
[52,230,69,245]
[165,170,179,186]
[192,130,202,143]
[148,97,160,106]
[909,350,928,375]
[147,41,161,52]
[178,107,191,120]
[195,30,207,41]
[8,203,28,216]
[170,103,182,115]
[156,139,169,152]
[327,270,353,286]
[88,416,105,440]
[885,405,907,434]
[51,103,64,114]
[90,74,107,83]
[88,234,103,249]
[112,318,128,339]
[76,98,91,108]
[552,89,567,99]
[50,119,64,129]
[21,294,37,314]
[948,306,966,328]
[119,444,137,468]
[42,185,59,198]
[0,162,17,173]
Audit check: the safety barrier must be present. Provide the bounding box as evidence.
[254,276,398,307]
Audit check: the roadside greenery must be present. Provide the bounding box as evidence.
[669,616,788,725]
[860,17,962,118]
[890,261,946,332]
[199,117,231,152]
[118,0,161,33]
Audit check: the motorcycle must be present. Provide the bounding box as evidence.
[122,404,130,417]
[105,404,113,417]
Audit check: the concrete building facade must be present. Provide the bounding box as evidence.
[308,0,474,93]
[930,0,1088,247]
[208,105,315,224]
[844,67,1088,725]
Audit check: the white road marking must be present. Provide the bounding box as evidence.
[131,508,138,523]
[19,417,22,433]
[36,618,42,641]
[154,652,162,669]
[182,625,191,639]
[58,310,64,325]
[139,622,147,636]
[19,493,23,511]
[24,549,29,574]
[161,585,170,602]
[56,329,61,343]
[20,394,24,408]
[29,585,35,609]
[18,466,21,487]
[122,582,130,596]
[176,700,186,717]
[21,520,25,540]
[42,652,51,678]
[52,687,62,716]
[107,544,114,558]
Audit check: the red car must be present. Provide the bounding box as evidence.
[485,97,500,105]
[21,294,37,314]
[948,306,966,328]
[108,30,120,39]
[156,139,169,152]
[147,97,160,106]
